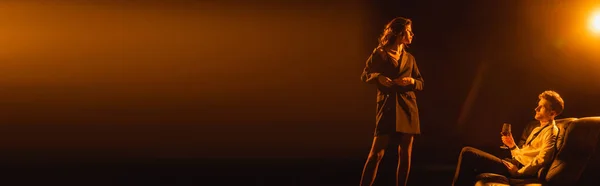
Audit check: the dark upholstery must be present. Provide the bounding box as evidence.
[475,117,600,186]
[475,173,509,186]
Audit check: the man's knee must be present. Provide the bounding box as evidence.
[460,146,480,157]
[461,146,477,153]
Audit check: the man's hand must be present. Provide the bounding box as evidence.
[377,75,394,87]
[501,134,516,149]
[502,160,519,176]
[394,77,415,86]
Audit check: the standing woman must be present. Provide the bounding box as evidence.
[359,17,424,186]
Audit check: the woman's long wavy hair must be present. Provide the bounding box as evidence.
[377,17,412,50]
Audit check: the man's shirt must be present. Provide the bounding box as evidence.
[511,120,559,176]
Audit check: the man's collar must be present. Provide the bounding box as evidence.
[540,120,556,127]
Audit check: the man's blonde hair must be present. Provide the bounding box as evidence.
[539,90,565,115]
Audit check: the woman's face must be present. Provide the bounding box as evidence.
[396,24,414,45]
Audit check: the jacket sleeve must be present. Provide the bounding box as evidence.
[361,49,385,84]
[408,58,424,91]
[516,127,558,176]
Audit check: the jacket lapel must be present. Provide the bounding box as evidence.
[399,51,408,73]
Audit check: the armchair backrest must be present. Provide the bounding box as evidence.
[544,117,600,185]
[534,118,577,181]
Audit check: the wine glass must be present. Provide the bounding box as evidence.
[500,123,512,149]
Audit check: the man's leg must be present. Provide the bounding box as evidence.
[396,133,414,186]
[360,135,391,186]
[452,146,509,186]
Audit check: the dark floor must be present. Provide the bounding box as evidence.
[0,157,456,186]
[2,158,599,185]
[0,146,597,186]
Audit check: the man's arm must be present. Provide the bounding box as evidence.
[516,127,558,176]
[517,121,538,148]
[507,121,538,155]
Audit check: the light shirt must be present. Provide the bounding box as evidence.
[510,120,559,176]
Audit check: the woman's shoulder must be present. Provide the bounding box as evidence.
[371,47,388,60]
[404,50,415,59]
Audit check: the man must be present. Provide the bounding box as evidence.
[360,16,424,186]
[452,90,564,186]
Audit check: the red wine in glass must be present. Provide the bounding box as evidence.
[500,123,512,149]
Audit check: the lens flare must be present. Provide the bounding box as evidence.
[591,11,600,34]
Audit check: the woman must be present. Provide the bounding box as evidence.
[359,17,424,186]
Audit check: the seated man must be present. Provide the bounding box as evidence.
[452,90,564,186]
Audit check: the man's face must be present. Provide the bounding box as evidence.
[534,99,556,122]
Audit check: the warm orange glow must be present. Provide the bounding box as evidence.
[591,10,600,34]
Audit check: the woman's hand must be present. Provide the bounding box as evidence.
[377,75,394,87]
[395,77,415,86]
